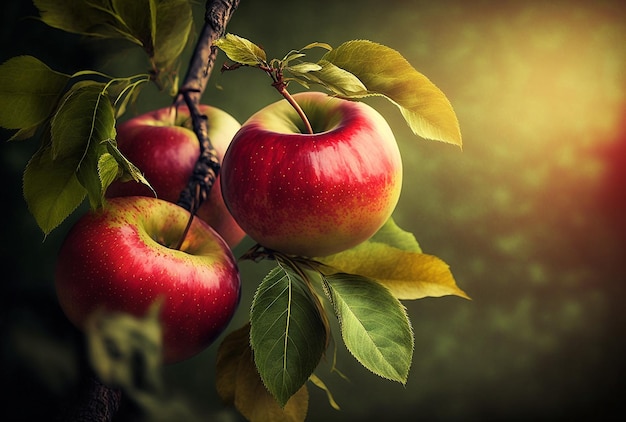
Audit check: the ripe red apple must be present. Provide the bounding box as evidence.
[220,91,403,257]
[55,196,241,364]
[106,104,246,248]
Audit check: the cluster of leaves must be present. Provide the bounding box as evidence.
[0,0,195,235]
[217,219,469,421]
[214,33,462,146]
[212,34,466,421]
[33,0,193,87]
[0,57,151,234]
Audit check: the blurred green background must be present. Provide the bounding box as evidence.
[2,0,625,420]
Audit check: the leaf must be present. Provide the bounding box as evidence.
[301,42,333,52]
[50,82,111,158]
[23,145,87,235]
[291,60,367,97]
[98,152,122,196]
[214,33,268,66]
[105,140,154,191]
[370,218,422,253]
[8,125,39,142]
[322,273,413,383]
[287,62,322,74]
[111,0,157,53]
[85,299,163,392]
[33,0,120,38]
[282,53,306,64]
[318,242,470,301]
[51,83,118,209]
[250,263,328,407]
[309,374,340,411]
[0,56,69,130]
[77,139,111,209]
[34,0,191,68]
[322,40,462,146]
[152,0,193,68]
[217,324,310,422]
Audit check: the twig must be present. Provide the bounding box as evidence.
[176,0,241,214]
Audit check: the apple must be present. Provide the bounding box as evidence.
[106,104,246,248]
[55,196,241,364]
[220,91,403,257]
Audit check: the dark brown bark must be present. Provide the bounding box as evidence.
[61,376,122,422]
[176,0,241,216]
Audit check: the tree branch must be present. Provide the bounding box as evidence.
[176,0,241,217]
[61,375,122,422]
[65,2,241,420]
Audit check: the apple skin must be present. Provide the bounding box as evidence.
[220,91,403,257]
[106,104,246,248]
[55,196,241,364]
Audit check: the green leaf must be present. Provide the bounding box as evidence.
[105,140,154,191]
[250,263,327,407]
[317,240,470,301]
[33,0,119,38]
[0,56,69,130]
[77,142,107,209]
[23,82,119,228]
[98,152,122,195]
[8,125,40,142]
[85,299,163,392]
[50,82,108,158]
[153,0,193,68]
[34,0,191,69]
[23,145,87,235]
[287,62,322,74]
[51,84,117,205]
[322,40,462,146]
[291,60,367,97]
[322,273,413,383]
[370,218,422,253]
[214,33,268,66]
[217,324,310,422]
[111,0,157,53]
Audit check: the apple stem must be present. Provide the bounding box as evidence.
[276,84,314,135]
[175,184,201,251]
[268,71,314,135]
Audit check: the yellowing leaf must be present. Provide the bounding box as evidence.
[309,374,340,411]
[318,242,469,301]
[322,40,462,147]
[294,60,368,97]
[216,324,310,422]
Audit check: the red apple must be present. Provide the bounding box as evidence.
[220,91,403,257]
[106,104,246,248]
[55,196,241,364]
